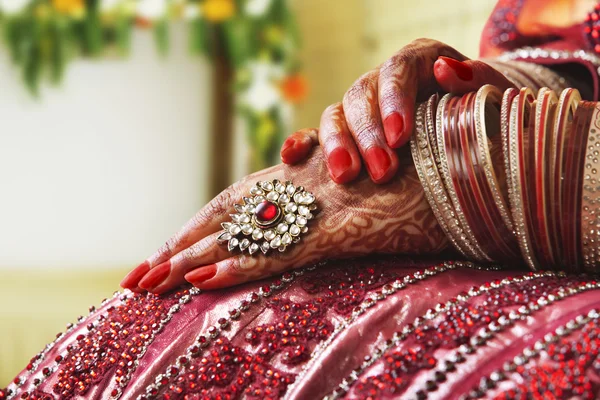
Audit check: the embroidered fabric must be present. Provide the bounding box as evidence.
[3,256,600,400]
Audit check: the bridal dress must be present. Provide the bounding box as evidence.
[6,0,600,399]
[4,256,600,400]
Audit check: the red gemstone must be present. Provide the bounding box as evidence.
[255,201,279,223]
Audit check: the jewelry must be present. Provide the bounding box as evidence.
[471,85,520,260]
[563,102,595,270]
[582,103,600,271]
[499,47,600,78]
[411,98,477,259]
[216,180,316,254]
[508,87,539,270]
[436,93,491,262]
[533,88,558,267]
[553,88,581,269]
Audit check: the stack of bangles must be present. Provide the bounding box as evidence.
[411,84,600,272]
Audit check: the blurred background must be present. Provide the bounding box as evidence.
[0,0,496,385]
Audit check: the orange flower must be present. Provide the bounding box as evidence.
[280,74,308,103]
[203,0,235,22]
[52,0,84,16]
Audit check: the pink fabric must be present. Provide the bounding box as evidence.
[3,256,600,399]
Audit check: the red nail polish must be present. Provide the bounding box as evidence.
[120,261,150,289]
[438,56,473,81]
[365,146,392,181]
[138,261,171,291]
[185,264,217,286]
[328,147,353,182]
[281,137,309,164]
[383,112,406,148]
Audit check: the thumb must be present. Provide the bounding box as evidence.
[434,56,516,94]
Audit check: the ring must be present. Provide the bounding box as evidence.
[216,179,317,254]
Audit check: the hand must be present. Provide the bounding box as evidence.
[120,147,448,294]
[280,39,515,184]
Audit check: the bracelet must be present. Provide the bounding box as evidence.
[552,88,581,269]
[414,85,600,273]
[509,87,540,270]
[436,93,491,262]
[411,100,476,259]
[582,102,600,271]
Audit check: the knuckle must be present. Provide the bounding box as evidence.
[227,257,246,275]
[323,102,343,117]
[158,237,177,259]
[344,74,376,106]
[183,240,209,263]
[352,115,379,140]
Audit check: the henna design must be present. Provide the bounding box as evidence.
[223,148,449,281]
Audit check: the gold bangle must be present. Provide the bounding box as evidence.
[581,102,600,272]
[474,85,515,233]
[515,62,569,93]
[508,87,539,270]
[411,97,477,259]
[484,60,539,90]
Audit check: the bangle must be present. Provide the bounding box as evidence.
[532,88,558,268]
[411,99,475,259]
[436,93,491,262]
[424,94,481,259]
[582,102,600,272]
[451,93,498,259]
[562,101,594,270]
[501,87,519,211]
[552,88,581,268]
[509,87,539,270]
[471,85,520,260]
[515,62,569,93]
[484,59,539,90]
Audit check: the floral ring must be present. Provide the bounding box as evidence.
[217,179,317,254]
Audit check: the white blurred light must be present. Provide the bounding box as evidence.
[245,0,272,16]
[0,0,31,15]
[136,0,167,19]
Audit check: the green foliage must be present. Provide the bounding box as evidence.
[0,0,302,169]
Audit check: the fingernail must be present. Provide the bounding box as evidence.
[120,261,150,289]
[328,147,353,182]
[383,112,406,148]
[365,146,392,181]
[138,261,171,291]
[438,56,473,81]
[281,137,309,164]
[185,264,217,286]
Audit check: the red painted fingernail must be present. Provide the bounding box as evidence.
[328,147,353,182]
[281,136,310,164]
[138,261,171,291]
[185,264,217,286]
[365,146,392,181]
[383,112,406,148]
[438,56,473,81]
[120,261,150,289]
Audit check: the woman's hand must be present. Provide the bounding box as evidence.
[280,39,515,184]
[120,147,448,294]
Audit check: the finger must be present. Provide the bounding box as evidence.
[319,103,362,184]
[138,231,231,294]
[121,183,244,290]
[434,57,516,94]
[120,261,150,290]
[280,128,319,164]
[343,70,399,184]
[184,250,319,290]
[377,41,468,149]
